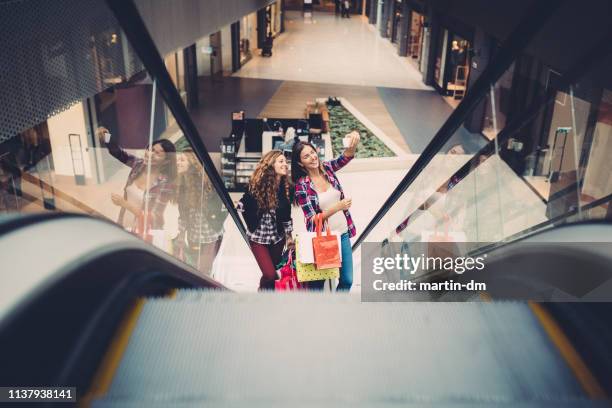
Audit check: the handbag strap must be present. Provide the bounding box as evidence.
[315,213,332,237]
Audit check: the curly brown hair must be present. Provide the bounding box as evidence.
[248,150,291,211]
[177,150,212,210]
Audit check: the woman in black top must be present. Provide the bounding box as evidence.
[239,150,293,290]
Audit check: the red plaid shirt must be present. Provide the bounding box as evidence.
[107,143,175,230]
[294,153,356,237]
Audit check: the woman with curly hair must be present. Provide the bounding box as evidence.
[175,149,226,277]
[238,150,293,290]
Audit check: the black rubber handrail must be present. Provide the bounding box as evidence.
[104,0,249,246]
[351,0,565,251]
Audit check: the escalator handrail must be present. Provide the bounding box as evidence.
[351,0,565,251]
[0,212,103,237]
[103,0,250,246]
[378,30,612,250]
[0,215,225,389]
[0,214,225,326]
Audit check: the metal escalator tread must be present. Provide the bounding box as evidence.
[93,292,597,407]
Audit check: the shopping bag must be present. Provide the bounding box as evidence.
[133,211,154,243]
[295,237,340,282]
[296,231,316,264]
[275,248,303,291]
[312,214,341,269]
[296,230,341,264]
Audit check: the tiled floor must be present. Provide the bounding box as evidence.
[190,77,283,152]
[235,11,431,90]
[378,87,488,153]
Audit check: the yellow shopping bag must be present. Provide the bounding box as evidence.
[295,238,340,282]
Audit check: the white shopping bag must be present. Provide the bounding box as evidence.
[296,231,342,264]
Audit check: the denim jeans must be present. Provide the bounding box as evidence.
[307,232,353,292]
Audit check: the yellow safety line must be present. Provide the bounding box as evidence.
[80,298,146,407]
[529,302,607,399]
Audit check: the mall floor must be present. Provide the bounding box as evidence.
[194,11,487,155]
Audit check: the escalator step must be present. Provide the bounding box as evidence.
[94,292,590,406]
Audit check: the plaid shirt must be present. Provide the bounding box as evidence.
[178,205,224,245]
[294,153,356,237]
[247,209,292,245]
[107,143,175,230]
[236,202,293,245]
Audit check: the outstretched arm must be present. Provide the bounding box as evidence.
[96,127,137,168]
[327,130,360,171]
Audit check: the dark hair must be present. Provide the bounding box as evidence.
[291,141,321,184]
[129,139,177,185]
[152,139,177,183]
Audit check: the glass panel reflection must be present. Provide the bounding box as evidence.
[0,12,255,286]
[364,55,612,256]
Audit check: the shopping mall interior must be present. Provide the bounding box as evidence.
[1,0,612,406]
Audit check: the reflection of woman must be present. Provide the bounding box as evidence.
[292,130,360,291]
[239,150,293,291]
[96,127,176,234]
[175,149,226,276]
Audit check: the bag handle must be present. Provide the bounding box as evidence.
[286,247,293,264]
[315,213,332,237]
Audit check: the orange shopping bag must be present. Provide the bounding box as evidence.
[133,211,154,243]
[312,213,341,269]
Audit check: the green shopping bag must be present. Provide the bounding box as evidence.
[295,237,340,282]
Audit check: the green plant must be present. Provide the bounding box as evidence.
[327,104,395,158]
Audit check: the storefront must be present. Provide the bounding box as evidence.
[433,26,473,101]
[406,9,428,72]
[267,2,282,37]
[256,1,283,52]
[388,0,403,45]
[164,50,186,105]
[239,12,258,66]
[164,44,199,114]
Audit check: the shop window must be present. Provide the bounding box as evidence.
[407,11,425,66]
[390,0,402,44]
[447,36,471,99]
[434,29,448,89]
[435,30,472,104]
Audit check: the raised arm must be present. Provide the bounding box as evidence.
[96,126,137,168]
[326,130,360,171]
